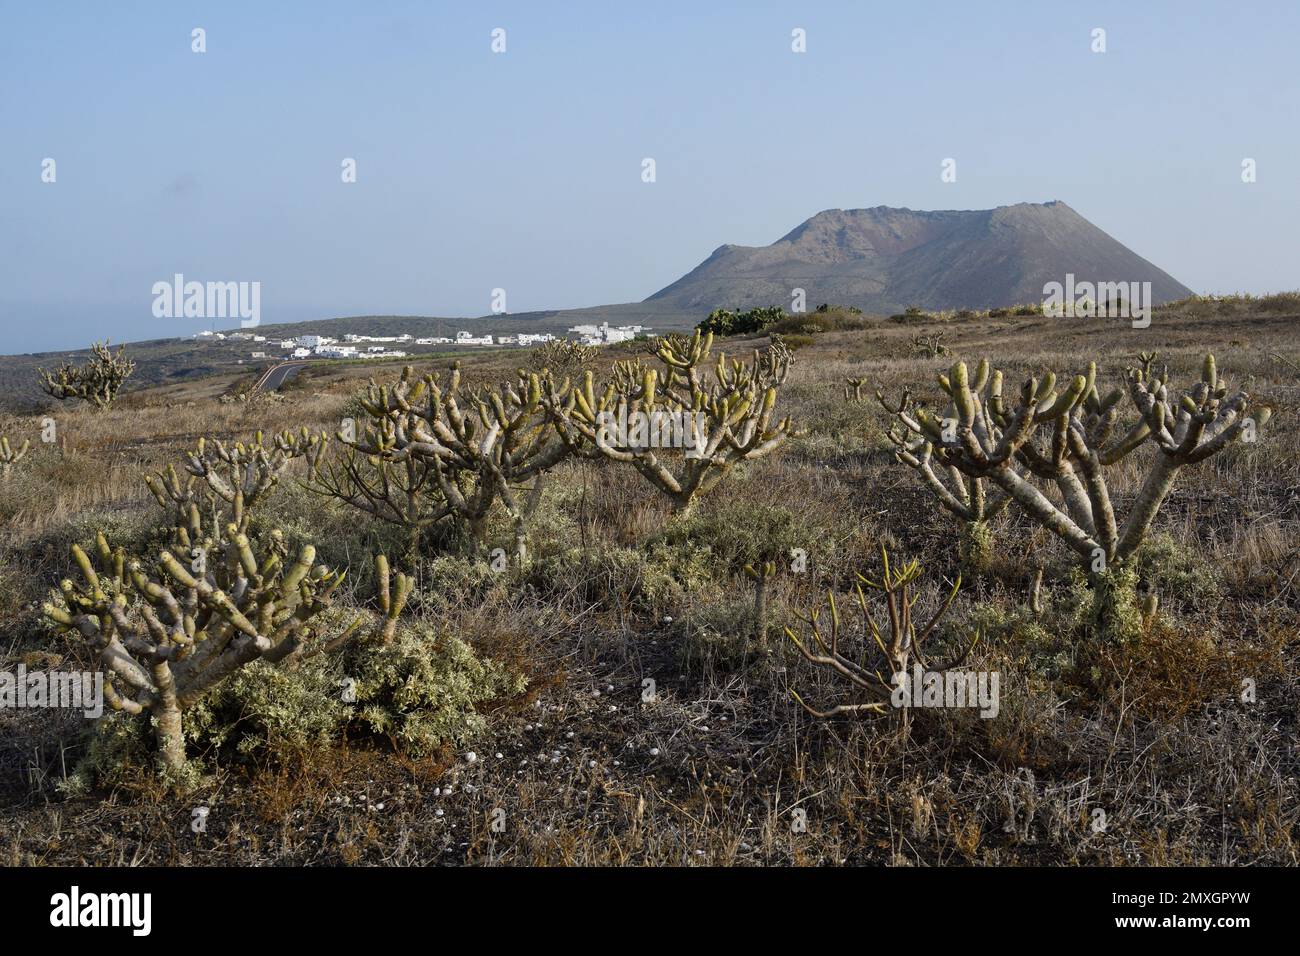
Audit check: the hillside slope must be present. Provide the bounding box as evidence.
[647,201,1193,312]
[0,304,699,413]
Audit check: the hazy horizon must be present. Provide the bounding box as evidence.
[3,0,1297,353]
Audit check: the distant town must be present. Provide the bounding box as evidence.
[193,322,652,362]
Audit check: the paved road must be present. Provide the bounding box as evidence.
[254,361,308,393]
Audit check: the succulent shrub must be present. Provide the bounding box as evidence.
[346,625,525,758]
[43,523,358,774]
[42,434,392,776]
[146,430,328,547]
[786,545,970,723]
[878,384,1011,569]
[529,339,596,376]
[844,376,870,402]
[305,363,573,562]
[546,331,795,516]
[37,341,135,410]
[0,435,29,480]
[881,353,1268,640]
[911,331,950,357]
[696,305,785,337]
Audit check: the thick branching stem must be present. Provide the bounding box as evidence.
[0,436,30,481]
[308,364,571,562]
[744,560,775,650]
[786,545,972,721]
[881,352,1268,588]
[38,341,135,410]
[546,332,795,513]
[42,436,405,775]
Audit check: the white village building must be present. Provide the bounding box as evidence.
[568,322,646,346]
[295,334,336,348]
[315,345,358,359]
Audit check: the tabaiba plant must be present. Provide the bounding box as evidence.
[528,339,596,376]
[743,559,776,650]
[42,429,403,776]
[37,341,136,410]
[309,363,573,562]
[878,381,1012,569]
[145,429,328,550]
[43,523,415,777]
[0,435,30,480]
[43,524,358,774]
[303,418,445,555]
[546,330,795,515]
[911,330,950,357]
[881,352,1269,640]
[786,545,975,726]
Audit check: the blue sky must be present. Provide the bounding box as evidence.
[1,0,1296,353]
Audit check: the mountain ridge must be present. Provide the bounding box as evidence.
[646,201,1193,312]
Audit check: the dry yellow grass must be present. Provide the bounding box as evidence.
[1,301,1297,865]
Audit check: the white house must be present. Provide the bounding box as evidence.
[344,333,413,344]
[296,334,336,348]
[569,322,641,346]
[316,345,357,358]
